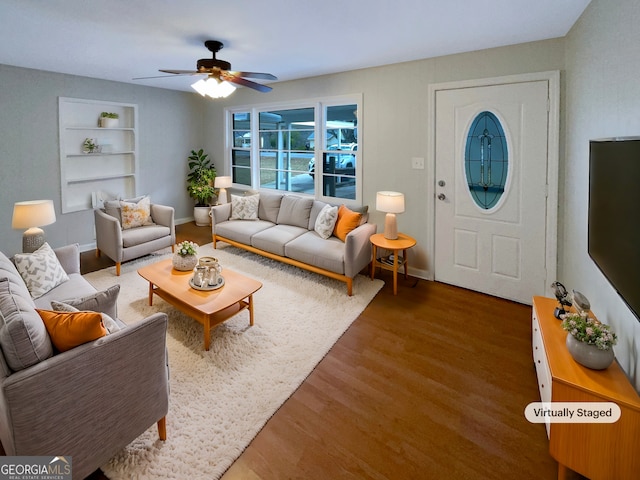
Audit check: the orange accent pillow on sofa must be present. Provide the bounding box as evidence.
[333,205,362,241]
[36,309,107,352]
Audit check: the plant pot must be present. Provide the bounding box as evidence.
[565,333,615,370]
[172,253,198,271]
[193,206,211,226]
[100,117,119,128]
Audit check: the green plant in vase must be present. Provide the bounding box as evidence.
[187,149,217,206]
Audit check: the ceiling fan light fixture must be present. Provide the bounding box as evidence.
[191,77,236,99]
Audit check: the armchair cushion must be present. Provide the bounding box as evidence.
[13,243,69,298]
[37,309,107,352]
[122,225,171,248]
[50,284,120,321]
[120,196,154,229]
[0,278,53,372]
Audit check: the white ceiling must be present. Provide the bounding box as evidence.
[0,0,590,93]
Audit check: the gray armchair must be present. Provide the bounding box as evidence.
[95,203,176,275]
[0,244,169,480]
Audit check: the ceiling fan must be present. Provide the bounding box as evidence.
[135,40,277,93]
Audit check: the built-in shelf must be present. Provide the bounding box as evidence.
[59,97,138,213]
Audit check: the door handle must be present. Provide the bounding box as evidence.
[438,193,446,201]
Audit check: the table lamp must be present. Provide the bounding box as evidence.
[215,176,232,204]
[376,191,405,240]
[12,199,57,253]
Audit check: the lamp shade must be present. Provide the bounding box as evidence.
[376,191,405,214]
[214,176,232,188]
[12,200,56,229]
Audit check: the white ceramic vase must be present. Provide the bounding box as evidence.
[193,206,211,226]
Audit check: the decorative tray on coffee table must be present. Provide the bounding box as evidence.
[189,276,225,291]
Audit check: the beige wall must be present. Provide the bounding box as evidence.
[204,39,565,278]
[563,0,640,388]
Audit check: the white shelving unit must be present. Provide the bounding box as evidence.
[58,97,138,213]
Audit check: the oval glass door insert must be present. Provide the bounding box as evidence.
[464,111,508,210]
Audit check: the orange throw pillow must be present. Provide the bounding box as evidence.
[37,309,107,352]
[333,205,362,241]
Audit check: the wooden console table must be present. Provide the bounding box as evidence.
[532,296,640,479]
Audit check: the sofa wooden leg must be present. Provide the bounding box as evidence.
[212,236,217,249]
[171,244,175,253]
[347,278,353,296]
[157,416,167,440]
[115,262,121,276]
[96,249,101,258]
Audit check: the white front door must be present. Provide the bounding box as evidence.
[433,75,558,304]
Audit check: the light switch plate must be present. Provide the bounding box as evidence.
[412,157,425,169]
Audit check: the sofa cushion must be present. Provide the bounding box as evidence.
[34,273,98,310]
[314,204,339,239]
[13,242,69,299]
[215,219,274,245]
[0,278,54,371]
[122,225,171,248]
[0,252,33,303]
[251,225,309,256]
[333,205,363,241]
[51,284,120,320]
[50,300,121,334]
[120,196,155,229]
[37,309,107,352]
[258,191,284,223]
[285,231,346,275]
[231,194,260,220]
[276,195,314,228]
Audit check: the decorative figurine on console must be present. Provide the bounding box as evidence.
[551,281,572,319]
[571,290,591,315]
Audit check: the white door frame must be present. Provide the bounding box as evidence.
[426,71,559,295]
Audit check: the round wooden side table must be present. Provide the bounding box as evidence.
[370,232,417,295]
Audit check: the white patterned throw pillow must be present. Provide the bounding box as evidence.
[230,194,260,220]
[314,204,339,239]
[13,243,69,299]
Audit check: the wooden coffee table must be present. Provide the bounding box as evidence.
[138,259,262,351]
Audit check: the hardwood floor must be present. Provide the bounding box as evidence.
[82,223,563,479]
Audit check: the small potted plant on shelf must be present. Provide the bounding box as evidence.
[187,149,217,226]
[561,311,618,370]
[99,112,120,128]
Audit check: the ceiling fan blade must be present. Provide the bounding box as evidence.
[159,69,203,75]
[228,71,277,80]
[226,76,273,93]
[133,74,191,80]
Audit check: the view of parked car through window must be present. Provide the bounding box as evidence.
[229,103,359,200]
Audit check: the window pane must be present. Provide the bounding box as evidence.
[258,107,315,194]
[231,150,251,186]
[464,111,508,210]
[321,105,358,200]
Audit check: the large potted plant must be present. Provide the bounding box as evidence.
[187,149,217,226]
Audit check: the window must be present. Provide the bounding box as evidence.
[227,96,361,204]
[464,111,508,210]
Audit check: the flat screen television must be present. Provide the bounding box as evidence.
[588,137,640,322]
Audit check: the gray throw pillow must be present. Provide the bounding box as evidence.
[53,284,120,320]
[50,301,121,334]
[0,278,53,372]
[276,195,314,228]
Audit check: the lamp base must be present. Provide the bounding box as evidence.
[23,227,45,253]
[383,213,398,240]
[219,188,228,204]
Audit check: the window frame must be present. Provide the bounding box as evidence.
[225,94,362,206]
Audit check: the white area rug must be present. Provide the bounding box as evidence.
[84,243,383,479]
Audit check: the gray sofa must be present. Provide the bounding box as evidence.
[211,191,376,295]
[0,244,169,480]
